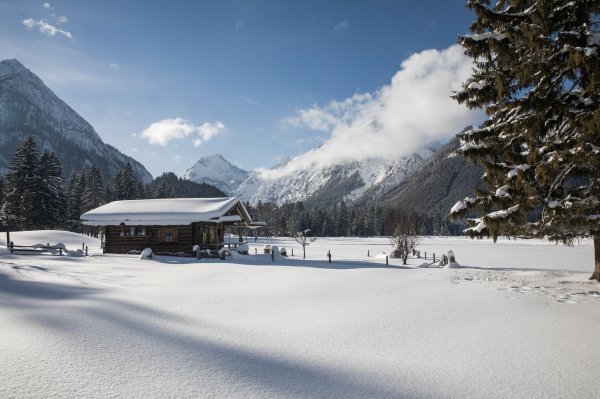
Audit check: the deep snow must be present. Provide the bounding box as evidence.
[0,231,598,398]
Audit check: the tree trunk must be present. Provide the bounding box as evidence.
[303,245,305,259]
[590,235,600,282]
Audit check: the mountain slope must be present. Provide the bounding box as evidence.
[358,136,484,216]
[248,153,432,209]
[0,59,152,181]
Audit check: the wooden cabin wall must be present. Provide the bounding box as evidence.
[105,225,193,254]
[104,223,226,254]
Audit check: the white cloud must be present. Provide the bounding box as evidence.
[43,2,51,9]
[22,18,72,39]
[109,63,120,70]
[193,121,225,147]
[334,20,348,32]
[22,18,35,29]
[56,16,68,25]
[270,44,483,179]
[139,118,197,146]
[139,118,225,147]
[284,92,373,131]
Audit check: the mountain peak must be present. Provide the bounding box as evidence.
[0,58,28,75]
[183,154,249,195]
[203,154,226,162]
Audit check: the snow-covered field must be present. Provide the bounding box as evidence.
[1,231,598,398]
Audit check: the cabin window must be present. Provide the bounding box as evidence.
[159,228,178,243]
[124,226,150,237]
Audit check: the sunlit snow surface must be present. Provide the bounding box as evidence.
[1,231,598,398]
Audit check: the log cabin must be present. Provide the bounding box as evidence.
[81,197,257,254]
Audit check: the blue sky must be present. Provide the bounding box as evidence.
[0,1,482,178]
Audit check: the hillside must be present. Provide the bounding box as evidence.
[0,59,152,181]
[359,136,484,216]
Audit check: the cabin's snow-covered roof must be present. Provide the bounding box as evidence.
[81,197,251,226]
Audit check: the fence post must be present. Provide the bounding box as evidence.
[425,251,427,260]
[82,243,85,250]
[368,250,370,257]
[327,250,331,263]
[433,253,436,263]
[254,247,257,255]
[9,241,14,253]
[386,255,388,266]
[85,246,88,256]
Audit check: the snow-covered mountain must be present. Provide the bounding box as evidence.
[0,59,152,182]
[183,146,437,208]
[182,154,250,195]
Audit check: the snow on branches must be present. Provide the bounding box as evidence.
[450,0,600,248]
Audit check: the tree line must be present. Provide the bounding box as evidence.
[247,200,465,238]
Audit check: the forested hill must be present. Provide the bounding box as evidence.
[147,172,227,198]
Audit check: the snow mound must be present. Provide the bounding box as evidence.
[64,248,85,257]
[139,248,153,260]
[236,244,249,254]
[444,261,461,269]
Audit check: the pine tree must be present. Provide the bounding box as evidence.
[450,1,600,279]
[82,166,106,212]
[338,201,350,236]
[67,171,86,230]
[39,151,65,229]
[154,180,176,198]
[112,162,141,200]
[4,137,44,229]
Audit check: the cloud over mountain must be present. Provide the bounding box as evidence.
[272,44,483,179]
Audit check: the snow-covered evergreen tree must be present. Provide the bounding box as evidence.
[450,0,600,279]
[111,162,141,200]
[39,151,65,229]
[3,137,44,229]
[153,180,176,198]
[82,166,106,212]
